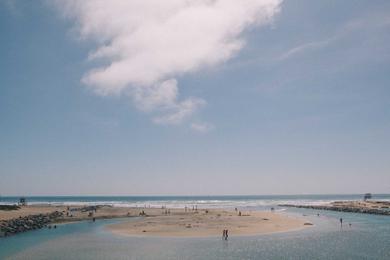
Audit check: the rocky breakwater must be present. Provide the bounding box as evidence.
[0,205,21,211]
[278,201,390,216]
[0,211,64,237]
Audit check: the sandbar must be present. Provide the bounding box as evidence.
[107,209,308,237]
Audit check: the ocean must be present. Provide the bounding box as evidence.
[1,195,390,259]
[2,194,390,209]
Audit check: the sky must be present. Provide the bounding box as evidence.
[1,0,389,196]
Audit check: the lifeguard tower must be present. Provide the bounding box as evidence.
[19,197,27,206]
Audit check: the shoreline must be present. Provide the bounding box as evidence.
[2,199,388,238]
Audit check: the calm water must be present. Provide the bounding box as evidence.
[1,195,390,259]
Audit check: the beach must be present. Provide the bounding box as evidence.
[2,196,390,238]
[0,205,308,237]
[1,195,390,259]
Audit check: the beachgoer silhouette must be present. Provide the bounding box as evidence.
[222,229,225,240]
[225,229,228,240]
[340,218,343,228]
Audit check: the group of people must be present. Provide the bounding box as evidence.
[222,229,229,240]
[184,205,198,212]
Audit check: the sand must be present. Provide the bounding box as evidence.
[1,205,309,237]
[107,209,308,237]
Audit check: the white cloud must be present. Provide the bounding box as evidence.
[54,0,282,126]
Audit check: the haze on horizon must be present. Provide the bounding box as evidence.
[1,0,389,196]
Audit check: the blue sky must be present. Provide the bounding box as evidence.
[1,0,389,196]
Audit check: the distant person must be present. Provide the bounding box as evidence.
[225,229,228,240]
[340,218,343,228]
[222,229,226,240]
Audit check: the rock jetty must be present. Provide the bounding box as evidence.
[278,202,390,216]
[0,211,63,237]
[70,205,103,212]
[0,205,20,211]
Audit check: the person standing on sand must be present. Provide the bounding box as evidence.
[222,229,226,240]
[340,218,343,228]
[225,229,228,240]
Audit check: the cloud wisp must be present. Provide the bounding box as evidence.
[191,122,215,133]
[278,10,390,62]
[54,0,282,127]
